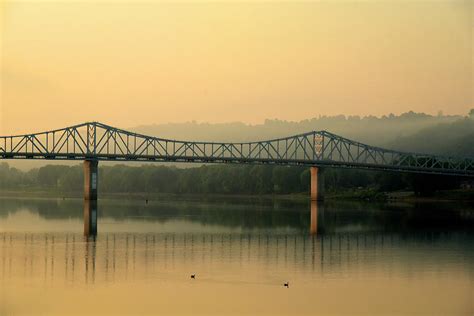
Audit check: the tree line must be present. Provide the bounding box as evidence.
[0,162,461,196]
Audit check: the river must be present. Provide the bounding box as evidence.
[0,197,473,315]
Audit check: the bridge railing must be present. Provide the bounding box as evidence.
[1,122,473,176]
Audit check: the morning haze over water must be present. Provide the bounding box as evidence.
[1,0,473,315]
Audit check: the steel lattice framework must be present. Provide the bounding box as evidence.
[1,122,473,176]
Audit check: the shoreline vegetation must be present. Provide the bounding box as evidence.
[1,162,470,199]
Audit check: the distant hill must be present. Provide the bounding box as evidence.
[132,111,463,146]
[387,118,474,157]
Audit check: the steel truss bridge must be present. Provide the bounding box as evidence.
[1,122,473,177]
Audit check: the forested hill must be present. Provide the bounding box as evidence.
[388,118,474,157]
[132,111,465,146]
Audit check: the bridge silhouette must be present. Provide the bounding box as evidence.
[2,121,474,196]
[2,122,473,174]
[1,122,474,235]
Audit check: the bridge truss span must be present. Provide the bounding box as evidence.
[1,122,473,177]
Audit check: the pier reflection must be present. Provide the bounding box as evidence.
[2,197,474,236]
[84,236,97,284]
[83,200,97,236]
[310,201,318,235]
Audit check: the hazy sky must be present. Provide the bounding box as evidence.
[0,0,472,134]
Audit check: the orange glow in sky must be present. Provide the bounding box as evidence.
[0,1,472,134]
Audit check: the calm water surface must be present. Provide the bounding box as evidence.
[0,197,473,315]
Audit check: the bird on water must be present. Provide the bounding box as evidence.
[284,282,289,288]
[191,274,196,279]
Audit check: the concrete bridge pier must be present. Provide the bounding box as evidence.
[310,166,324,201]
[84,160,98,236]
[84,160,98,200]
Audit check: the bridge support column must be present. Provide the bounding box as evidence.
[310,167,324,201]
[84,160,98,201]
[84,160,98,236]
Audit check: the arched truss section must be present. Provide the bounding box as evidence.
[1,122,473,176]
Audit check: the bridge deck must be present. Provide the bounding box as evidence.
[1,122,473,177]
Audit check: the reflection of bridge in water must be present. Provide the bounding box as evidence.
[84,200,324,236]
[83,200,320,237]
[82,200,322,237]
[1,197,473,237]
[1,230,472,285]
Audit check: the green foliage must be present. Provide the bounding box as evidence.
[2,120,471,200]
[0,162,421,195]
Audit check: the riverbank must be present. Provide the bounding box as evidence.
[0,188,308,203]
[1,187,473,202]
[328,188,474,202]
[387,189,474,202]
